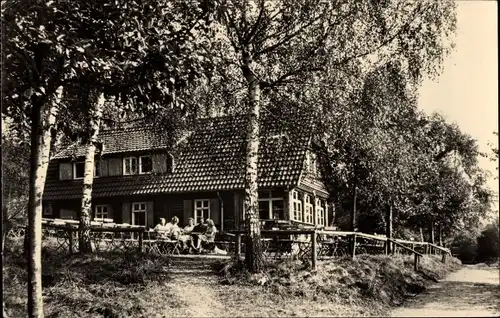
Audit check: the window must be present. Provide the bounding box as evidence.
[73,161,101,179]
[194,199,210,221]
[166,154,174,173]
[316,199,325,226]
[124,157,138,175]
[94,161,101,177]
[73,162,85,179]
[44,203,53,216]
[139,156,152,174]
[60,209,77,220]
[258,191,284,220]
[94,205,109,220]
[304,195,313,224]
[291,190,303,222]
[258,201,269,219]
[132,202,147,226]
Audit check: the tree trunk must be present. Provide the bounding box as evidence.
[386,203,393,254]
[27,86,63,318]
[351,180,357,232]
[79,92,105,253]
[242,51,263,272]
[438,223,443,246]
[429,221,435,245]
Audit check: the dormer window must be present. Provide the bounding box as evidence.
[94,160,101,177]
[73,162,85,179]
[124,157,138,175]
[124,156,152,175]
[166,154,174,173]
[139,156,152,174]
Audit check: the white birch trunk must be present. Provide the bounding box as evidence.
[242,52,263,272]
[79,92,104,253]
[27,86,63,318]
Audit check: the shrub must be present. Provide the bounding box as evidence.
[451,233,478,264]
[476,222,499,263]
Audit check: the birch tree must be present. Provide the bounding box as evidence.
[214,0,456,271]
[3,0,216,314]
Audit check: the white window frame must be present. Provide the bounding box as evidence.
[194,199,210,221]
[132,202,147,226]
[94,204,109,220]
[94,160,101,178]
[258,196,284,220]
[304,194,313,224]
[316,199,325,226]
[139,155,152,174]
[291,190,303,222]
[73,161,85,179]
[123,157,138,175]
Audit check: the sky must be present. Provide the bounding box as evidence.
[418,0,499,210]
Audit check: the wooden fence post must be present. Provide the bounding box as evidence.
[441,252,447,263]
[138,231,144,253]
[351,234,357,259]
[384,239,388,255]
[236,233,242,257]
[414,254,419,271]
[311,231,317,271]
[68,228,74,254]
[425,243,429,255]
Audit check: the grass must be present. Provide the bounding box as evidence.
[4,238,179,318]
[212,254,462,316]
[4,236,462,317]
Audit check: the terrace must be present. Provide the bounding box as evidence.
[32,218,451,271]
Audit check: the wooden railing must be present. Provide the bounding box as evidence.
[41,222,146,254]
[229,229,451,271]
[37,219,451,271]
[388,238,423,271]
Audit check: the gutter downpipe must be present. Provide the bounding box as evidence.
[217,191,224,232]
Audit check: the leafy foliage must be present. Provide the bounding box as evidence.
[476,218,500,263]
[3,0,216,139]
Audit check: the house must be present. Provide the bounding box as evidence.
[42,114,332,231]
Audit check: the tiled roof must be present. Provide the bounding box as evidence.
[44,113,314,200]
[52,126,172,159]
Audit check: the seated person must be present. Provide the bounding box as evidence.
[178,218,195,251]
[191,217,207,252]
[192,217,208,233]
[183,217,195,234]
[194,219,218,252]
[165,216,181,239]
[154,218,169,237]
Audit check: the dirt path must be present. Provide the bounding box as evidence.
[165,256,226,317]
[391,264,500,317]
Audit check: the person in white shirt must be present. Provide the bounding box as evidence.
[165,216,181,239]
[178,217,195,252]
[154,218,169,236]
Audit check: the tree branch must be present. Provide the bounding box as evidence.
[244,0,266,44]
[255,13,325,57]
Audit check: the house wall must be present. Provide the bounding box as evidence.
[44,191,236,230]
[44,186,330,230]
